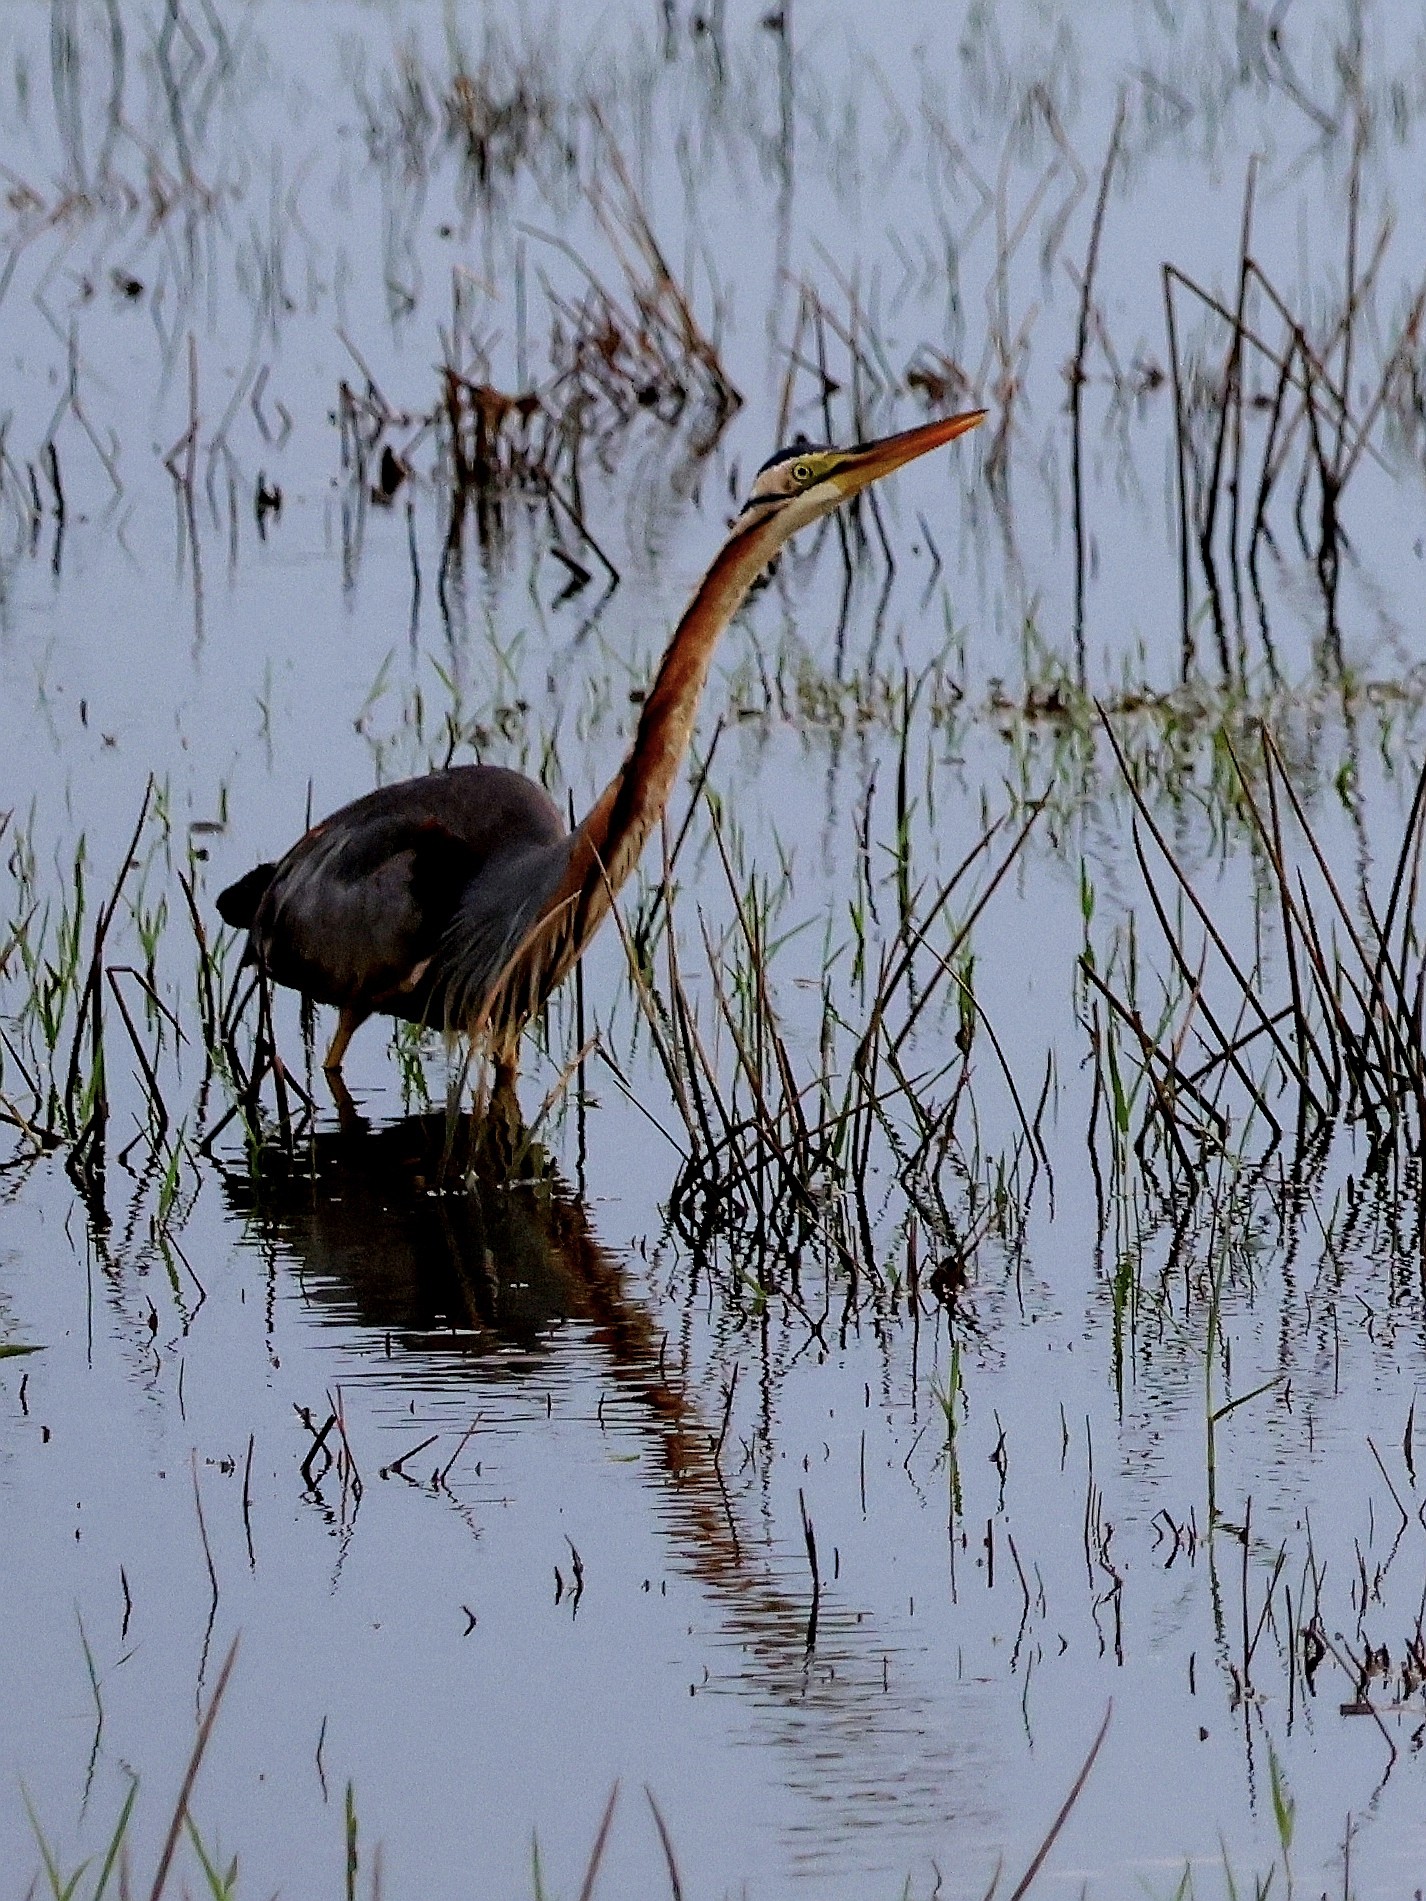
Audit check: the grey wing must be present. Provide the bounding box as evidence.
[251,816,468,1008]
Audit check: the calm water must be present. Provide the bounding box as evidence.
[4,2,1426,1894]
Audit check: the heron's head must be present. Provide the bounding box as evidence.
[733,408,987,543]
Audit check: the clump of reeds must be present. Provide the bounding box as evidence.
[1085,709,1426,1182]
[602,765,1049,1306]
[334,120,739,595]
[354,30,566,212]
[545,118,740,440]
[1159,137,1425,673]
[0,784,308,1224]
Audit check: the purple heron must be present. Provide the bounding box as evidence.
[217,409,986,1085]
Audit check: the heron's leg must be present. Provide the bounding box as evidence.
[323,1005,366,1075]
[481,1055,524,1167]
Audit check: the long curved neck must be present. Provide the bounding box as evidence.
[537,511,785,983]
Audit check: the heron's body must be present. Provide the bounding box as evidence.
[219,767,570,1072]
[218,409,986,1084]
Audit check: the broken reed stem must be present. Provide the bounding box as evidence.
[798,1486,820,1652]
[1070,93,1125,673]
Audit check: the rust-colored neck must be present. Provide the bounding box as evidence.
[518,510,785,1008]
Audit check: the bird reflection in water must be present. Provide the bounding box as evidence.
[223,1096,754,1586]
[223,1102,985,1845]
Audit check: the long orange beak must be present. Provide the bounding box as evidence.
[836,408,987,494]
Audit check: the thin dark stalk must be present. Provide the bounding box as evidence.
[643,1787,684,1901]
[575,1784,621,1901]
[1005,1702,1112,1901]
[148,1633,240,1901]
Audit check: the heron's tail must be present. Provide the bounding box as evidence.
[216,862,277,929]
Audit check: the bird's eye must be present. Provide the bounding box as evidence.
[791,461,813,486]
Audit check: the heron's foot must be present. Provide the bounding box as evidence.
[324,1064,367,1135]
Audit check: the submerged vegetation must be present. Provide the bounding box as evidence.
[7,0,1426,1894]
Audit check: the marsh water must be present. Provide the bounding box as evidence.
[5,2,1426,1894]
